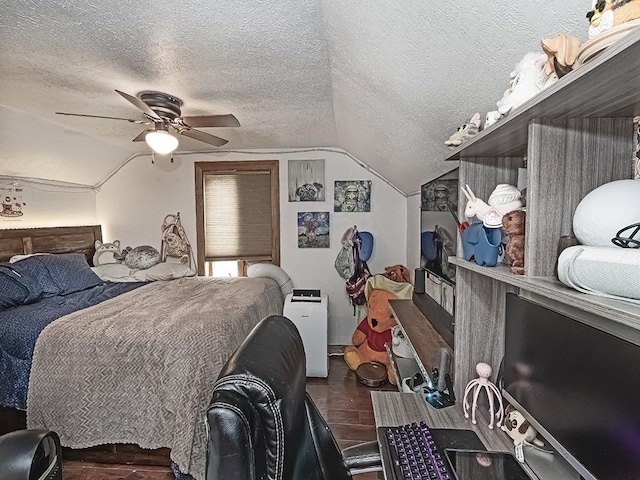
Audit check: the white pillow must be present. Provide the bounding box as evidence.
[247,263,294,295]
[91,264,138,282]
[134,262,196,281]
[9,253,52,263]
[92,262,196,282]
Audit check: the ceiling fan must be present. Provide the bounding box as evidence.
[56,90,240,154]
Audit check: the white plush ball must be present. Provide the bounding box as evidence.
[573,180,640,247]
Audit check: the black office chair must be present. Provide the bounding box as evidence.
[205,315,382,480]
[0,429,62,480]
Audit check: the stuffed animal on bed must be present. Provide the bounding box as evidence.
[344,275,413,385]
[93,240,122,266]
[117,245,161,270]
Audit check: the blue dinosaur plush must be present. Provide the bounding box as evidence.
[461,223,502,267]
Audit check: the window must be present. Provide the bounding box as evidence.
[195,161,280,276]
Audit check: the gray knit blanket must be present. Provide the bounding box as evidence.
[27,277,283,480]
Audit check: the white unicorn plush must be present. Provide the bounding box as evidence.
[461,185,493,225]
[461,184,524,228]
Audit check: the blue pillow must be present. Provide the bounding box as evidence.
[36,253,103,295]
[11,253,102,297]
[8,257,60,299]
[0,266,30,310]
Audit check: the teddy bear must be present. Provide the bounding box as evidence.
[381,264,411,284]
[502,210,526,275]
[344,274,414,385]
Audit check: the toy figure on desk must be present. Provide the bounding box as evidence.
[463,362,504,429]
[502,404,544,448]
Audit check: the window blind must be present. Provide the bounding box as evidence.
[203,172,273,261]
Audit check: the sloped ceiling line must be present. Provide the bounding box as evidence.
[0,175,97,192]
[93,147,407,196]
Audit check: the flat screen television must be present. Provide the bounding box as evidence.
[503,293,640,480]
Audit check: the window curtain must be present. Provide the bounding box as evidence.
[203,172,273,261]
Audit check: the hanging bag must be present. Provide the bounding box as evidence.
[346,232,371,312]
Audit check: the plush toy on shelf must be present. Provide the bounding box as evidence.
[461,184,523,228]
[587,0,640,38]
[344,275,413,385]
[495,52,549,120]
[502,210,526,275]
[444,113,481,147]
[541,34,581,79]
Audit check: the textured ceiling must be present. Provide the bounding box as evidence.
[0,0,587,194]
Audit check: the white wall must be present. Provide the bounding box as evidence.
[95,148,407,344]
[0,179,96,229]
[406,192,422,279]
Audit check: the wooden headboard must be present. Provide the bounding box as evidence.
[0,225,102,265]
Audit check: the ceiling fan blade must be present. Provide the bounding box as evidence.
[177,128,228,147]
[115,89,162,121]
[132,129,152,142]
[178,114,240,128]
[55,112,149,124]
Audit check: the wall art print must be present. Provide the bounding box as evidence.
[421,170,459,213]
[1,184,27,219]
[334,180,371,212]
[297,211,330,248]
[288,159,325,202]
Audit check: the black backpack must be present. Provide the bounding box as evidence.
[345,233,371,313]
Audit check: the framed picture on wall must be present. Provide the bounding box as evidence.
[288,159,325,202]
[297,212,330,248]
[334,180,371,212]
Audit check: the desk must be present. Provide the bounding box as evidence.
[372,392,579,480]
[372,392,542,479]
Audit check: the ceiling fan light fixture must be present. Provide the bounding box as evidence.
[145,129,179,154]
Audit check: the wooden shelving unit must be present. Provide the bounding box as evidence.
[444,28,640,161]
[449,257,640,330]
[440,29,640,401]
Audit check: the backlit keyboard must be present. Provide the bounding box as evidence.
[380,421,453,480]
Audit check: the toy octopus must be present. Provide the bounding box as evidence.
[463,362,504,429]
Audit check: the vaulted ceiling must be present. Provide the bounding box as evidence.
[0,1,587,194]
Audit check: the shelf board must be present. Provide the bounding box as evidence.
[445,27,640,161]
[389,300,453,386]
[450,257,640,329]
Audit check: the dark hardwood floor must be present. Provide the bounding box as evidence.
[63,354,394,479]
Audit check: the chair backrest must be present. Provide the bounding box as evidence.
[0,430,62,480]
[205,315,350,480]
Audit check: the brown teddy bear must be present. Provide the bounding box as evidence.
[502,210,526,275]
[344,275,413,384]
[381,264,411,283]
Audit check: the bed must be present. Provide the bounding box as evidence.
[0,226,284,480]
